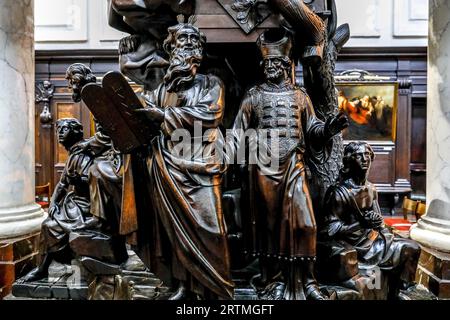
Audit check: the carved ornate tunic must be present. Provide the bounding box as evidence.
[254,84,304,160]
[231,80,330,258]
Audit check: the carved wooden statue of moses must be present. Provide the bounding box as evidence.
[121,15,235,300]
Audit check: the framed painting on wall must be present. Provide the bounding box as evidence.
[336,82,398,142]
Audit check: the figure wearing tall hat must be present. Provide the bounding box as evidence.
[229,29,348,300]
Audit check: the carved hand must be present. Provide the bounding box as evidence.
[119,35,141,55]
[48,204,59,219]
[324,112,349,139]
[363,210,384,230]
[134,106,164,124]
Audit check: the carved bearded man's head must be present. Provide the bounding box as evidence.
[65,63,97,103]
[162,18,206,92]
[257,30,293,84]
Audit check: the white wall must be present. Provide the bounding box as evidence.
[336,0,428,47]
[35,0,428,50]
[35,0,126,50]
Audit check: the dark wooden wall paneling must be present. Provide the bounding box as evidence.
[35,47,427,210]
[35,51,120,190]
[337,47,427,201]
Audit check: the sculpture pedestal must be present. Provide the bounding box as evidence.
[409,0,450,300]
[415,246,450,299]
[0,233,40,298]
[410,200,450,252]
[11,251,171,300]
[0,0,46,299]
[410,200,450,298]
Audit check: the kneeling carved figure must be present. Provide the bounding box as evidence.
[23,118,99,282]
[318,142,420,299]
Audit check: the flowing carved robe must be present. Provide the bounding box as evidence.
[41,141,93,253]
[123,74,234,299]
[320,181,420,273]
[88,132,123,231]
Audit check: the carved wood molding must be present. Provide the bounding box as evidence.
[335,69,391,82]
[398,77,413,90]
[35,80,55,126]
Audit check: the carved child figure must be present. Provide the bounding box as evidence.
[65,64,127,264]
[66,64,124,242]
[320,142,421,298]
[23,119,98,282]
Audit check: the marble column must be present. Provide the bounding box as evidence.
[410,0,450,252]
[409,0,450,298]
[0,0,45,239]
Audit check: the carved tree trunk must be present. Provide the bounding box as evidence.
[271,0,325,43]
[301,0,350,212]
[271,0,326,62]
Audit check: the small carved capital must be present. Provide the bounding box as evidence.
[35,80,54,104]
[36,80,54,125]
[335,69,391,82]
[398,77,413,90]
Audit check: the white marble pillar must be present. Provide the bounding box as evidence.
[0,0,45,239]
[410,0,450,252]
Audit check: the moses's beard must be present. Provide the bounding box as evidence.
[164,48,203,93]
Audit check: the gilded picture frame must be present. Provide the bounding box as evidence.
[336,81,399,142]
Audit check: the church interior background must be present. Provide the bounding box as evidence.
[1,0,450,301]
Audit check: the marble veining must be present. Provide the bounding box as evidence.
[0,0,44,239]
[428,0,450,208]
[411,0,450,252]
[0,0,35,209]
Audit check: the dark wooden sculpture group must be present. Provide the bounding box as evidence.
[21,0,422,300]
